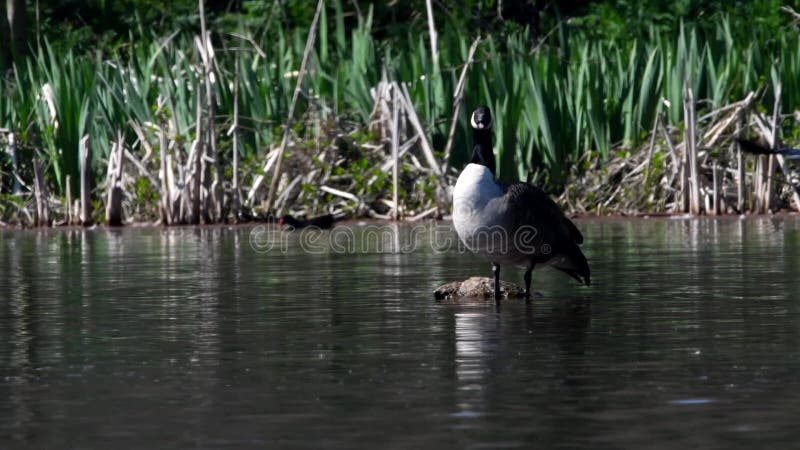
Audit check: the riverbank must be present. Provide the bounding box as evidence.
[4,4,800,227]
[4,209,800,232]
[4,105,800,229]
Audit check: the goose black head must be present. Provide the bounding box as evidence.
[470,106,496,175]
[470,105,493,130]
[278,215,297,227]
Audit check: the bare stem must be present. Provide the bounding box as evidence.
[253,0,325,213]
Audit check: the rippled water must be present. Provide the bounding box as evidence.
[1,217,800,449]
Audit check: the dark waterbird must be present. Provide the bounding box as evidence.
[278,214,336,230]
[736,138,800,159]
[452,106,590,303]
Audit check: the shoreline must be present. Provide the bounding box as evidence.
[2,210,800,232]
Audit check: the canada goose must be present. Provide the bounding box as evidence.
[452,105,590,302]
[736,138,800,159]
[278,214,336,230]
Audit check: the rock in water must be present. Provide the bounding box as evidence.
[433,277,526,301]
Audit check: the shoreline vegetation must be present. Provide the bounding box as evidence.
[4,1,800,228]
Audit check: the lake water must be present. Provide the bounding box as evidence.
[1,217,799,449]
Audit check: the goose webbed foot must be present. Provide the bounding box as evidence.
[524,266,534,303]
[492,263,501,303]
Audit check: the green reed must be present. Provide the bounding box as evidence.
[1,2,799,219]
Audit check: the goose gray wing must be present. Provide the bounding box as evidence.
[504,182,590,285]
[504,182,583,245]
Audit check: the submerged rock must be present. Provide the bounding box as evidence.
[433,277,526,301]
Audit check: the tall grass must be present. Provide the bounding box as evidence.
[2,2,800,222]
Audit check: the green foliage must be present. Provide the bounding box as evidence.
[130,176,160,220]
[4,0,800,207]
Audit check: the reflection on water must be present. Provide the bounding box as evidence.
[1,217,800,448]
[454,312,490,419]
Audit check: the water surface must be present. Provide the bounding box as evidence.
[1,217,800,449]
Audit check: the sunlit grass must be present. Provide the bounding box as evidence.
[1,2,797,205]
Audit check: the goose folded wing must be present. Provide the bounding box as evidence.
[504,182,583,245]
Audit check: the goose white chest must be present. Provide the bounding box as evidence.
[452,163,505,244]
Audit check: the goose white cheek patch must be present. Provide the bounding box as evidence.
[470,113,492,129]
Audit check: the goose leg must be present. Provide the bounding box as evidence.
[492,263,501,302]
[524,265,535,302]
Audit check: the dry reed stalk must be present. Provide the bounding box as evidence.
[764,155,775,212]
[166,151,178,222]
[761,82,800,211]
[368,70,390,138]
[782,5,800,23]
[191,92,203,224]
[396,81,449,215]
[643,107,661,186]
[684,85,701,215]
[124,148,159,189]
[658,113,680,174]
[253,0,324,211]
[79,135,92,226]
[397,82,442,176]
[200,0,222,222]
[368,76,452,217]
[105,133,125,226]
[712,163,721,215]
[407,206,438,221]
[442,36,481,175]
[32,157,49,226]
[319,185,360,204]
[703,92,756,147]
[423,0,441,222]
[679,150,688,212]
[126,123,166,217]
[766,82,782,212]
[734,139,744,213]
[231,54,241,221]
[176,137,187,224]
[375,136,417,175]
[65,174,72,225]
[274,175,302,213]
[8,133,21,194]
[391,83,400,220]
[158,126,172,224]
[678,131,689,212]
[753,154,764,213]
[195,28,221,221]
[558,87,800,216]
[772,154,800,211]
[735,108,747,213]
[424,0,439,74]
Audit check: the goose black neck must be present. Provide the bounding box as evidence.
[471,128,495,176]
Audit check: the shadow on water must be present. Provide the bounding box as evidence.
[1,217,800,448]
